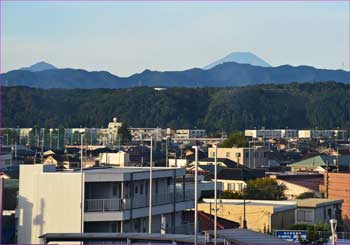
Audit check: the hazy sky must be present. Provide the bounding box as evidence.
[1,1,349,76]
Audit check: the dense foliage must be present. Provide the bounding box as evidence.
[220,131,248,147]
[2,82,349,132]
[244,178,287,200]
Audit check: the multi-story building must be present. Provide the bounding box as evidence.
[17,164,194,244]
[207,147,267,168]
[175,129,206,139]
[295,198,343,225]
[245,129,298,140]
[298,129,348,141]
[129,127,165,141]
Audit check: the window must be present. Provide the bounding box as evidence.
[297,210,313,222]
[112,185,117,196]
[245,152,249,158]
[135,185,138,194]
[226,152,231,158]
[140,184,143,195]
[111,223,117,232]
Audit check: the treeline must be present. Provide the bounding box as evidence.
[2,82,349,132]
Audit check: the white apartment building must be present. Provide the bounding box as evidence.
[298,129,348,141]
[17,164,194,244]
[245,129,298,140]
[175,129,207,139]
[129,127,165,141]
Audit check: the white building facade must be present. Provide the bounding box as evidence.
[17,165,194,244]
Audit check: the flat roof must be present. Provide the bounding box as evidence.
[202,199,296,213]
[39,232,208,244]
[207,229,292,244]
[296,198,343,208]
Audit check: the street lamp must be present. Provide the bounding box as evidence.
[192,145,199,245]
[213,144,218,245]
[49,128,53,149]
[165,136,170,168]
[149,137,153,234]
[79,130,85,237]
[329,219,337,245]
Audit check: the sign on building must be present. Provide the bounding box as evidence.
[275,230,307,243]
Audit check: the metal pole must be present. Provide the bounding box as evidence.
[192,145,199,245]
[49,130,52,149]
[214,144,218,245]
[80,133,84,237]
[166,136,169,167]
[57,129,60,149]
[0,178,3,244]
[149,137,153,234]
[253,140,256,168]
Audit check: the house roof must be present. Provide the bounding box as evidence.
[217,168,265,181]
[296,198,343,208]
[182,211,240,230]
[290,155,350,167]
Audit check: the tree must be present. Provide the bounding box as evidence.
[219,190,242,199]
[119,122,132,144]
[297,192,319,199]
[244,178,287,200]
[220,131,248,148]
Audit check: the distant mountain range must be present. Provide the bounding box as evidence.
[203,52,271,69]
[1,55,349,89]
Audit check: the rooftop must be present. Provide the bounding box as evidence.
[296,198,343,208]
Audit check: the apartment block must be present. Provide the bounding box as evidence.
[207,147,268,168]
[245,129,298,140]
[175,129,207,139]
[17,165,194,244]
[298,130,348,141]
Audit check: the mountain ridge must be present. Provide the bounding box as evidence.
[1,61,349,89]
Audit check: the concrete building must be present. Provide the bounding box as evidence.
[99,151,131,167]
[199,199,296,233]
[298,129,348,141]
[245,129,298,140]
[17,165,194,244]
[208,147,267,168]
[295,198,342,225]
[175,129,207,139]
[129,127,165,141]
[322,172,350,231]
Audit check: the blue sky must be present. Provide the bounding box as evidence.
[1,1,349,76]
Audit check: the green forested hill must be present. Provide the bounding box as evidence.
[3,82,349,132]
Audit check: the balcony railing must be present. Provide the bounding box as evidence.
[85,191,194,212]
[85,198,123,212]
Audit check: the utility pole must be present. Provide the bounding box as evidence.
[192,145,199,245]
[326,160,329,198]
[166,136,169,167]
[214,144,218,245]
[80,132,85,237]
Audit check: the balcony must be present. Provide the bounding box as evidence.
[85,191,194,212]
